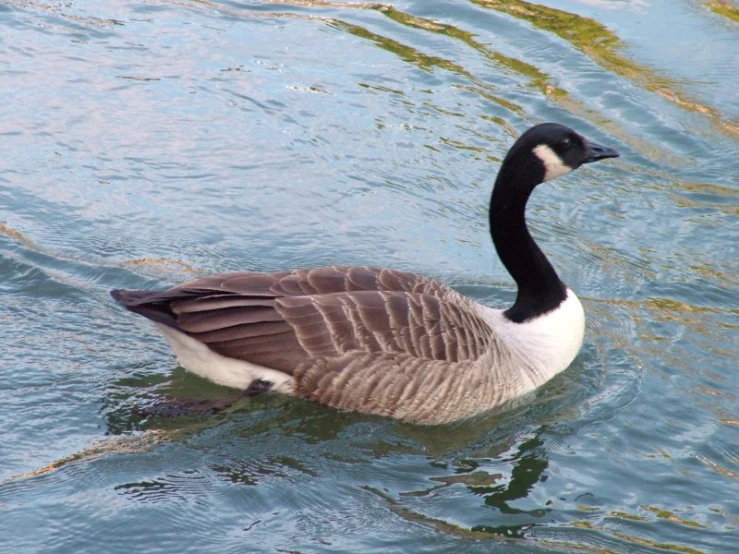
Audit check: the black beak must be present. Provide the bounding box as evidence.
[583,140,619,164]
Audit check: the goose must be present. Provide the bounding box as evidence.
[111,123,618,425]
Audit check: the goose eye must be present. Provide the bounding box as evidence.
[561,137,572,150]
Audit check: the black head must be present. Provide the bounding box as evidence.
[503,122,619,185]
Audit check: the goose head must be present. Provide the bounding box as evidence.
[498,123,619,192]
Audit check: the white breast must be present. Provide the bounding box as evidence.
[478,289,585,392]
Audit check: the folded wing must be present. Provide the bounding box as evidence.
[112,265,494,374]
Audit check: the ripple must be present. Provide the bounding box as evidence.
[2,0,738,552]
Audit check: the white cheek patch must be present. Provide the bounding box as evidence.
[533,144,572,182]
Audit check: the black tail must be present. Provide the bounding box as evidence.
[110,289,179,328]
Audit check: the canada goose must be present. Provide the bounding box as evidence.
[112,123,618,425]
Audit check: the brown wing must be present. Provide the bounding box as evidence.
[112,265,493,374]
[174,265,449,298]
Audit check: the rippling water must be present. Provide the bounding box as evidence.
[1,1,737,552]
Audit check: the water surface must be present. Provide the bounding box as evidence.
[1,1,737,552]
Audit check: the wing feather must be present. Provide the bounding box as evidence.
[112,266,494,381]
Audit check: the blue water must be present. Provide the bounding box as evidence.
[1,1,737,552]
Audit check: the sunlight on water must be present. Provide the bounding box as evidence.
[1,1,737,553]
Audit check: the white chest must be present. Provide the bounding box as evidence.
[478,290,585,390]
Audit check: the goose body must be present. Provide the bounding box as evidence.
[112,123,618,425]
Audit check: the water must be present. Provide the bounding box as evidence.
[1,0,737,552]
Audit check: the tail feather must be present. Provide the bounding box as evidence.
[110,289,179,328]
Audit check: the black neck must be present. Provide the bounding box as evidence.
[489,155,567,323]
